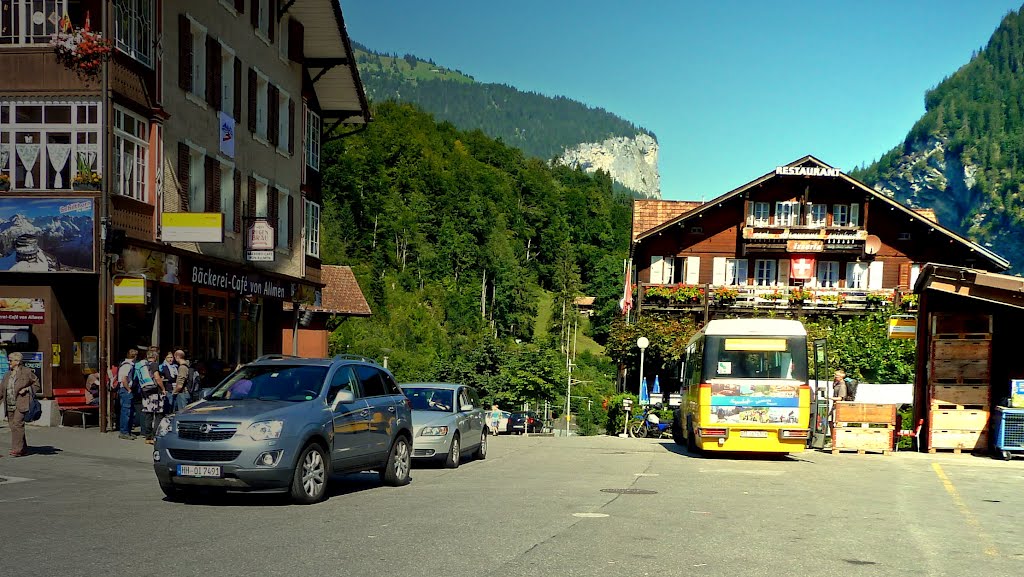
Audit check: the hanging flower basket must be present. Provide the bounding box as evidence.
[49,18,113,80]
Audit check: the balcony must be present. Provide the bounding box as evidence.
[742,223,867,255]
[638,283,918,316]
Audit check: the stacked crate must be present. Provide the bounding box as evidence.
[927,313,993,454]
[831,403,897,455]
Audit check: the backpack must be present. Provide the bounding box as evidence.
[135,361,159,396]
[844,377,858,402]
[119,360,140,393]
[184,366,203,397]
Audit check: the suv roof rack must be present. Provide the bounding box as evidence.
[255,354,301,361]
[332,354,379,364]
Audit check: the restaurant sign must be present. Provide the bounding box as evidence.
[775,166,842,177]
[0,297,45,324]
[189,263,290,300]
[786,240,824,253]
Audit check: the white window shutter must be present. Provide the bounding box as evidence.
[737,259,749,285]
[712,257,726,285]
[846,263,857,289]
[850,203,860,227]
[746,202,754,226]
[909,263,921,289]
[685,256,700,284]
[868,261,884,289]
[650,256,665,284]
[777,259,790,286]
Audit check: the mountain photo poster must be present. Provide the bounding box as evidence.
[0,197,94,272]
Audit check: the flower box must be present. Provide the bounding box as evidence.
[72,182,100,191]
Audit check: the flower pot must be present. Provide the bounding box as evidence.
[0,182,9,192]
[73,182,100,192]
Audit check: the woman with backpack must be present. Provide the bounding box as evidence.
[137,349,166,445]
[0,352,39,457]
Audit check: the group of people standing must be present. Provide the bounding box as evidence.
[114,347,201,444]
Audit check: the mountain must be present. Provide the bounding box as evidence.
[850,7,1024,272]
[352,43,661,198]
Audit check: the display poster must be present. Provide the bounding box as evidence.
[117,247,180,284]
[710,382,800,407]
[81,336,98,374]
[708,406,800,424]
[0,197,94,272]
[22,351,44,388]
[0,297,45,324]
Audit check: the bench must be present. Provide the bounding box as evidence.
[54,388,99,428]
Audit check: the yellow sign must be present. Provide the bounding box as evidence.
[162,212,224,243]
[113,277,147,304]
[724,338,788,352]
[887,315,917,339]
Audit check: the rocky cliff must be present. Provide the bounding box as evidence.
[557,134,661,199]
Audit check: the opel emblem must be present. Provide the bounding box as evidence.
[199,424,211,434]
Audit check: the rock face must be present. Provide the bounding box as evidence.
[557,134,661,199]
[867,136,1019,271]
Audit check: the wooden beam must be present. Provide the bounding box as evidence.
[310,64,337,85]
[306,57,348,68]
[278,0,296,18]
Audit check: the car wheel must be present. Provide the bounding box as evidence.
[159,482,186,502]
[474,429,488,460]
[445,433,461,468]
[381,435,411,486]
[290,443,328,504]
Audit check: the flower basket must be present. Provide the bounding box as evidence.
[899,293,919,310]
[788,287,813,305]
[73,170,101,191]
[864,292,890,308]
[713,286,739,306]
[49,18,113,80]
[0,175,9,192]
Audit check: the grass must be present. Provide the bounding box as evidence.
[354,48,476,84]
[533,290,604,355]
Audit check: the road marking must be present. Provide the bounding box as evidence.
[931,463,999,557]
[573,513,609,518]
[633,473,659,477]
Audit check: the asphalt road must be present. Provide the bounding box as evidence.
[1,427,1023,577]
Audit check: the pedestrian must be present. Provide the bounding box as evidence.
[829,369,848,425]
[0,351,39,457]
[138,349,164,445]
[489,404,502,435]
[173,349,194,410]
[159,351,180,413]
[117,348,138,440]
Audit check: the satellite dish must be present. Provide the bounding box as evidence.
[865,235,881,255]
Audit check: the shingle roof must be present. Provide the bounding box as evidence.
[291,265,371,316]
[912,208,938,223]
[632,199,702,241]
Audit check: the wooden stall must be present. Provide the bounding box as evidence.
[831,402,897,455]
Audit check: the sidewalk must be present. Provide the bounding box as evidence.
[0,422,155,465]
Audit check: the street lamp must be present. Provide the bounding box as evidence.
[637,336,649,401]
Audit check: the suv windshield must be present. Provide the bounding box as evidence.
[208,365,329,402]
[403,387,454,412]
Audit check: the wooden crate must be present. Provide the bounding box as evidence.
[834,402,897,425]
[931,313,992,337]
[928,429,988,453]
[931,359,990,382]
[929,409,990,431]
[930,339,992,361]
[831,427,893,454]
[929,385,990,409]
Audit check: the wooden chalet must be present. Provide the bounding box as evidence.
[631,156,1010,318]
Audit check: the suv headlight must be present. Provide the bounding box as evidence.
[420,426,448,436]
[247,420,284,441]
[156,417,174,437]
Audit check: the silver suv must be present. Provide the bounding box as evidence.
[153,355,413,504]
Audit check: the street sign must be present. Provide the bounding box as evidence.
[247,219,275,251]
[245,250,275,262]
[887,315,917,339]
[162,212,224,243]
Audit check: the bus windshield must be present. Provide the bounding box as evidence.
[703,336,807,381]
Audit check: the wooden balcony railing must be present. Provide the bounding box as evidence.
[639,283,918,314]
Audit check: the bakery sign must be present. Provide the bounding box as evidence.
[0,297,45,324]
[786,240,824,253]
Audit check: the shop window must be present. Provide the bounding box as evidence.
[173,288,193,353]
[0,100,100,190]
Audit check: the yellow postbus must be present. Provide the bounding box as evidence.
[672,318,811,453]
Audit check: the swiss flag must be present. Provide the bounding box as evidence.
[791,258,815,280]
[619,261,633,315]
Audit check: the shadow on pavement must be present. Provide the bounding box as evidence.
[164,472,392,506]
[657,440,804,462]
[24,445,62,456]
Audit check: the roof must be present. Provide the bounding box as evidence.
[574,296,596,307]
[704,318,807,336]
[288,0,371,124]
[913,208,938,223]
[915,263,1024,310]
[632,199,702,241]
[634,155,1010,271]
[292,265,371,315]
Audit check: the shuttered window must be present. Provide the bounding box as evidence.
[233,168,242,233]
[188,18,208,100]
[276,188,289,250]
[220,162,234,233]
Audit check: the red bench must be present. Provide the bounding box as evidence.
[54,388,99,428]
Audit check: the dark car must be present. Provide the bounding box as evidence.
[154,354,413,504]
[508,411,543,434]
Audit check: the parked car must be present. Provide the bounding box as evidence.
[508,411,544,434]
[401,383,487,468]
[153,354,413,504]
[496,410,512,435]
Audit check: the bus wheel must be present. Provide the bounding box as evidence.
[672,416,685,447]
[686,422,699,454]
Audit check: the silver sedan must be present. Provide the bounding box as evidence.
[401,383,488,468]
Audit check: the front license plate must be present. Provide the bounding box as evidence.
[177,465,222,478]
[740,431,768,438]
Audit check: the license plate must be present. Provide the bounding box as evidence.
[177,465,222,478]
[740,431,768,438]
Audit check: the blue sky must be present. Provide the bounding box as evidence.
[343,1,1022,201]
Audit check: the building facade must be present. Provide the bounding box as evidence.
[631,156,1009,317]
[0,0,368,419]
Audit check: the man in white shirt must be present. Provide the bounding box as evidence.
[117,349,138,440]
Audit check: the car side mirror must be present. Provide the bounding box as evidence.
[331,390,355,409]
[460,404,474,412]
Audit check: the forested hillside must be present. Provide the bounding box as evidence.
[320,101,630,409]
[852,7,1024,271]
[353,43,654,163]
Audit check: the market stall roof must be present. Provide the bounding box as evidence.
[915,263,1024,310]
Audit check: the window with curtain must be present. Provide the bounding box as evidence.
[114,0,154,67]
[113,106,149,201]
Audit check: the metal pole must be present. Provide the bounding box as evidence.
[639,348,646,401]
[98,0,111,433]
[565,361,572,437]
[291,302,299,355]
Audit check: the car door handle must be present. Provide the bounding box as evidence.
[361,409,369,416]
[388,406,396,413]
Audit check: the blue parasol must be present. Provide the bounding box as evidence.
[639,376,650,405]
[652,375,661,395]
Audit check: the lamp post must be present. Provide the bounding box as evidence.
[637,336,649,400]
